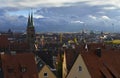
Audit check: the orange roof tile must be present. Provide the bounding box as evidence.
[0,53,38,78]
[81,43,120,78]
[0,35,10,48]
[10,42,29,51]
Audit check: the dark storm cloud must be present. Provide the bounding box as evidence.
[0,0,120,32]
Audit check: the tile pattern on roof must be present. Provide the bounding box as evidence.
[0,53,38,78]
[81,43,120,78]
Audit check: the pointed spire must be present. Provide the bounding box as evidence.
[27,10,34,27]
[27,13,31,27]
[30,11,34,26]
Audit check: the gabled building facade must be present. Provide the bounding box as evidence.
[62,51,68,78]
[38,65,57,78]
[36,56,57,78]
[66,54,91,78]
[62,49,91,78]
[62,43,120,78]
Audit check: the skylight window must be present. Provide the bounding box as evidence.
[20,67,27,73]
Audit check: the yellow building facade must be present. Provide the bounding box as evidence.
[66,54,91,78]
[38,65,56,78]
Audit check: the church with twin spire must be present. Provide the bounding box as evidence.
[26,12,35,52]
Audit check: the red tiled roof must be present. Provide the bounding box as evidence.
[0,35,10,48]
[81,43,120,78]
[1,53,38,78]
[10,42,29,51]
[0,35,29,51]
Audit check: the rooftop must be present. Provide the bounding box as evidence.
[81,43,120,78]
[0,53,38,78]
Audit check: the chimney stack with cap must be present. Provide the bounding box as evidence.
[96,48,101,57]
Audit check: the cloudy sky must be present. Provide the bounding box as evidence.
[0,0,120,32]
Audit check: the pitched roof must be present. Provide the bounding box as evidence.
[36,56,45,72]
[37,50,54,69]
[36,55,57,77]
[10,41,29,51]
[0,55,4,78]
[0,34,30,52]
[0,53,38,78]
[0,35,10,49]
[64,49,79,72]
[81,43,120,78]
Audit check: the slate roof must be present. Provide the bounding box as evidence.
[36,55,57,76]
[36,51,54,69]
[36,56,45,72]
[64,48,79,72]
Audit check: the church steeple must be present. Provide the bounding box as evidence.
[27,12,34,27]
[26,12,35,52]
[27,13,31,27]
[30,12,34,26]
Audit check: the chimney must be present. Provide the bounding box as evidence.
[85,44,88,52]
[96,48,101,57]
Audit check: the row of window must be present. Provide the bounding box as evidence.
[8,67,27,73]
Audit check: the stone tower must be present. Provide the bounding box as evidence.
[26,13,35,52]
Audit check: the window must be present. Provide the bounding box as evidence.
[79,66,82,71]
[44,73,48,77]
[20,67,27,73]
[8,68,14,73]
[39,64,43,67]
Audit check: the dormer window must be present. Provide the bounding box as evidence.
[20,67,27,73]
[40,64,43,67]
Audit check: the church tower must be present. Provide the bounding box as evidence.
[26,12,35,52]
